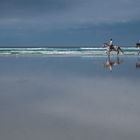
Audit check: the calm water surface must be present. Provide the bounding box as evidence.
[0,56,140,140]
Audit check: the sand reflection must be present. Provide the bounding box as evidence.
[104,56,123,71]
[0,56,140,140]
[136,56,140,68]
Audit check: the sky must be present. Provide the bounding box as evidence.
[0,0,140,47]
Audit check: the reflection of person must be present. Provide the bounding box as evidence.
[104,57,113,71]
[136,57,140,68]
[136,63,140,68]
[104,56,123,71]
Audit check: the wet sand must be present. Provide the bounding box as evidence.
[0,55,140,140]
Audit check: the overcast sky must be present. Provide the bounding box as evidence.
[0,0,140,46]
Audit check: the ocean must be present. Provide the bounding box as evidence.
[0,46,139,56]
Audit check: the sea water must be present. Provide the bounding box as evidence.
[0,46,139,56]
[0,53,140,140]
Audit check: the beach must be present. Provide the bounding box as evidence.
[0,55,140,140]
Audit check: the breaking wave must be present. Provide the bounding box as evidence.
[0,47,139,56]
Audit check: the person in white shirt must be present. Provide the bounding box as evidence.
[108,38,114,50]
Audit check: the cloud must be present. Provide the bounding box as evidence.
[0,0,140,29]
[0,0,74,18]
